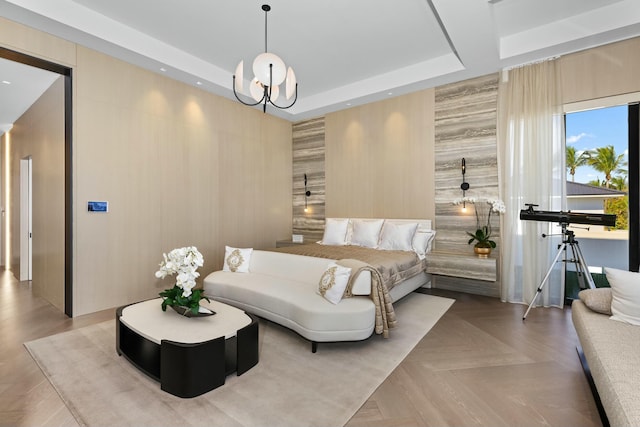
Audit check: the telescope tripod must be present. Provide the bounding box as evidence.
[522,223,595,320]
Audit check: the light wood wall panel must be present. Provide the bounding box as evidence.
[292,117,325,242]
[73,47,291,316]
[433,74,500,297]
[216,107,293,251]
[0,17,76,67]
[560,37,640,104]
[6,77,65,311]
[324,90,435,220]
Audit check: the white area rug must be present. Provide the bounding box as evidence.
[25,293,453,427]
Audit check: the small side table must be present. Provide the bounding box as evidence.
[276,239,306,248]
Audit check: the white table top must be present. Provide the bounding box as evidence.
[120,298,252,345]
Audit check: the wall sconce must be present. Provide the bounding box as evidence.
[304,173,311,213]
[460,158,469,212]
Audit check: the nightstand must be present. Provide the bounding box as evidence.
[425,251,497,282]
[275,239,305,248]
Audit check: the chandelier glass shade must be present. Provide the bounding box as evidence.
[233,4,297,112]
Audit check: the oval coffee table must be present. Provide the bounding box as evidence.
[116,298,259,398]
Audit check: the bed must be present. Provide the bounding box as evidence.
[271,218,434,296]
[203,218,435,351]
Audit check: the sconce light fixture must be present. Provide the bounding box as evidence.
[460,158,469,212]
[304,173,311,213]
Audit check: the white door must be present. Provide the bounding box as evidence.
[20,156,32,281]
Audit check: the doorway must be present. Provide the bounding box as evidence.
[0,47,73,316]
[20,156,32,281]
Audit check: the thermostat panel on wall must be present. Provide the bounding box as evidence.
[87,201,108,212]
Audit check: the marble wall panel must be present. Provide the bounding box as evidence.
[433,73,501,297]
[292,117,326,242]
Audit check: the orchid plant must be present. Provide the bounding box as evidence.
[452,197,506,248]
[155,246,208,315]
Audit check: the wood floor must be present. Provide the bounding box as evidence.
[347,288,602,427]
[1,271,602,427]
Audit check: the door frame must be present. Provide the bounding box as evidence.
[0,47,73,316]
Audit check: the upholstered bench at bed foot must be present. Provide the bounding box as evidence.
[204,270,376,350]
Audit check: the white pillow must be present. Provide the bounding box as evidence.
[223,246,253,273]
[413,230,436,257]
[604,267,640,325]
[378,221,418,251]
[350,219,384,248]
[318,262,352,304]
[320,218,350,245]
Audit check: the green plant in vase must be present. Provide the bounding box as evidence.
[453,197,505,257]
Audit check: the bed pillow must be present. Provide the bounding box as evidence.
[320,218,350,245]
[349,219,385,248]
[378,221,419,251]
[318,262,352,304]
[223,246,253,273]
[578,288,612,315]
[413,230,436,257]
[604,267,640,325]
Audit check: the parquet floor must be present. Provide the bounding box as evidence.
[347,289,602,427]
[0,271,601,426]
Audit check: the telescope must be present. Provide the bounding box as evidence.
[519,204,616,227]
[520,203,616,321]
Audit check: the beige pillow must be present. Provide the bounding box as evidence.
[578,288,612,315]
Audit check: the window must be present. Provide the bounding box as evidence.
[564,99,640,298]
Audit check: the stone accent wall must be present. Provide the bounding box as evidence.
[433,73,501,297]
[292,117,326,242]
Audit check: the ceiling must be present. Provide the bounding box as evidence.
[1,0,640,126]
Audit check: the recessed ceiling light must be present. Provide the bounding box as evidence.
[196,81,203,86]
[1,80,11,85]
[160,67,167,72]
[346,103,351,106]
[387,92,393,96]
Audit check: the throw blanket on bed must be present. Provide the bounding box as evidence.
[270,243,426,289]
[269,244,426,337]
[336,258,396,337]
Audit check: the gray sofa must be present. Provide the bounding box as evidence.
[572,289,640,427]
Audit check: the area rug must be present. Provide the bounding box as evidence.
[25,293,453,427]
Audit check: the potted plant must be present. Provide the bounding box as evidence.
[453,197,505,258]
[155,246,212,316]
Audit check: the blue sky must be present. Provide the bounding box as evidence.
[565,105,628,184]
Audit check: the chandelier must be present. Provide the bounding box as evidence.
[232,4,297,113]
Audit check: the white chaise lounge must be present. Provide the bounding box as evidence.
[203,249,427,352]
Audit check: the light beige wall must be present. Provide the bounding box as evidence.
[7,77,65,311]
[1,17,292,317]
[324,90,435,220]
[74,46,291,315]
[560,37,640,104]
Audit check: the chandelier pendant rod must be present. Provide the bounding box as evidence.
[264,4,269,53]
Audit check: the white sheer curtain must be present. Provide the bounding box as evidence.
[498,60,566,307]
